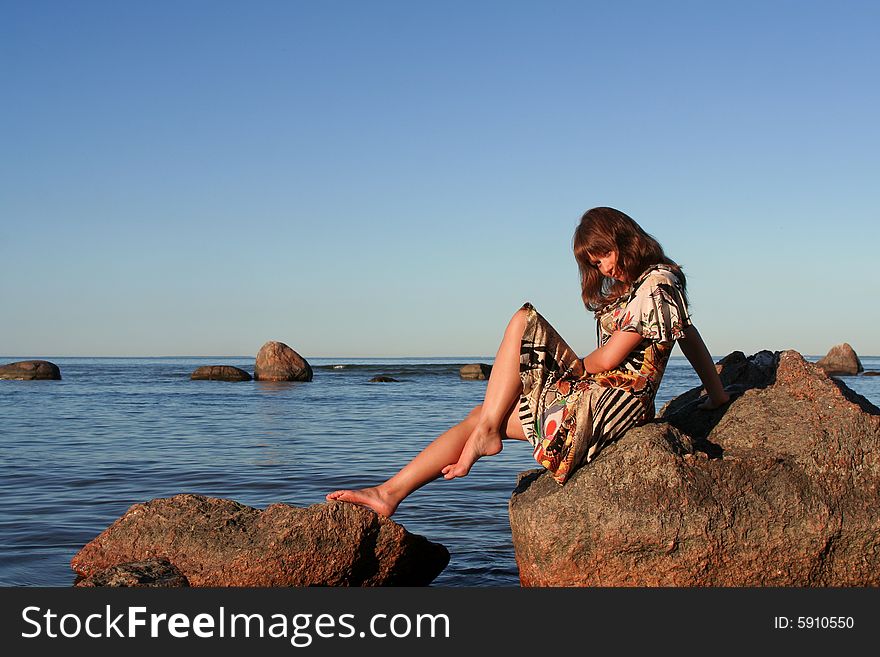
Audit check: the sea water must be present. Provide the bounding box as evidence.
[1,355,878,587]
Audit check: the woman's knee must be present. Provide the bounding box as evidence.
[503,407,527,441]
[507,308,528,335]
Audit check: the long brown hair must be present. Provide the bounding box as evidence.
[573,207,685,312]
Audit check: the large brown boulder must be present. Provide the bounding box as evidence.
[0,359,61,380]
[71,494,449,586]
[191,365,252,381]
[816,342,864,376]
[254,341,313,381]
[509,350,880,587]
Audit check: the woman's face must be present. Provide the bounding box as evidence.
[590,250,624,281]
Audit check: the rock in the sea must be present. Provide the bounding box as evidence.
[509,350,880,587]
[71,494,449,586]
[191,365,252,382]
[0,360,61,380]
[816,342,863,376]
[460,363,492,380]
[254,341,313,382]
[369,375,399,383]
[863,371,880,376]
[75,558,189,587]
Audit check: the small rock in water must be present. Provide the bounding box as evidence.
[254,341,313,381]
[191,365,252,382]
[0,360,61,380]
[460,363,492,380]
[816,342,863,376]
[369,375,399,383]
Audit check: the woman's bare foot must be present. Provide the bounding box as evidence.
[441,425,503,479]
[325,486,398,517]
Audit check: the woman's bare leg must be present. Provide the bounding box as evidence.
[441,307,528,479]
[326,403,527,516]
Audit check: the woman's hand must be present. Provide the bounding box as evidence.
[678,325,735,411]
[697,392,729,410]
[696,387,742,411]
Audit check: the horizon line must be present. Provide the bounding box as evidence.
[1,353,858,361]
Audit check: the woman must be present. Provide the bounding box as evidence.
[327,207,730,516]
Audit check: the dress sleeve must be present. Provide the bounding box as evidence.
[617,271,692,343]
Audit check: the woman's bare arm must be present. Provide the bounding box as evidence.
[677,324,730,409]
[581,330,644,374]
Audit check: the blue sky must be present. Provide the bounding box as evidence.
[2,0,878,358]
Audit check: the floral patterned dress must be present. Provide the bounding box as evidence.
[517,264,691,484]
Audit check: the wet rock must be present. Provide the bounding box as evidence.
[862,371,880,376]
[0,360,61,380]
[191,365,252,382]
[509,350,880,586]
[816,343,863,376]
[254,341,312,382]
[71,494,449,586]
[460,363,492,380]
[369,376,399,383]
[74,558,189,587]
